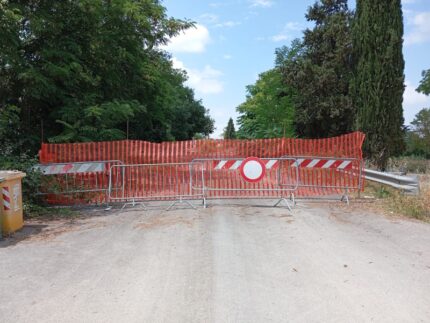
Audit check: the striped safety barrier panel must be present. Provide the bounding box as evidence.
[35,162,105,175]
[292,158,353,169]
[2,187,11,211]
[213,159,279,170]
[213,158,353,170]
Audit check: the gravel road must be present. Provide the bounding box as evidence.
[1,201,430,322]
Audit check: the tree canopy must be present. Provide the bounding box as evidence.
[237,68,295,139]
[406,108,430,158]
[281,0,354,138]
[417,69,430,95]
[236,42,298,139]
[236,0,410,169]
[407,70,430,157]
[0,0,214,155]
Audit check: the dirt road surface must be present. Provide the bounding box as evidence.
[1,201,430,322]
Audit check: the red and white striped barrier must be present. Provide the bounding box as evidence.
[35,162,105,175]
[213,159,279,170]
[213,158,352,170]
[292,158,353,170]
[2,186,11,211]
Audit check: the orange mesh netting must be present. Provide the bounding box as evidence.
[39,131,365,204]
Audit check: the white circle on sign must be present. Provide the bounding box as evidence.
[239,157,266,183]
[243,160,263,180]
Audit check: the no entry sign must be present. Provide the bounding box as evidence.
[239,157,266,183]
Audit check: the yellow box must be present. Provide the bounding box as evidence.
[0,171,26,234]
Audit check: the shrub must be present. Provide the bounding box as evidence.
[0,154,44,216]
[387,157,429,174]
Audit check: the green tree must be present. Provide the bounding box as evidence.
[417,69,430,95]
[0,0,213,153]
[352,0,405,169]
[282,0,354,138]
[405,108,430,158]
[237,68,295,139]
[223,118,237,139]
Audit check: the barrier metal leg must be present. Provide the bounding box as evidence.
[290,193,296,206]
[340,189,350,205]
[121,199,147,211]
[166,197,196,211]
[274,197,293,212]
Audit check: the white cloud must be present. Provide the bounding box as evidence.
[403,80,430,123]
[215,21,241,28]
[164,24,210,53]
[223,54,233,60]
[250,0,273,8]
[172,57,224,95]
[271,34,289,42]
[271,22,302,42]
[209,2,222,8]
[405,12,430,45]
[198,13,219,24]
[198,13,241,29]
[284,22,302,31]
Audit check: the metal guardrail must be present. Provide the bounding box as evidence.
[364,169,420,195]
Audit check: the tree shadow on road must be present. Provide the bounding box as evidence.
[0,224,48,248]
[0,207,111,248]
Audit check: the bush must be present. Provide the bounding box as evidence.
[387,157,429,174]
[0,154,44,216]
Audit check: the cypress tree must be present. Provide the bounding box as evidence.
[224,118,237,139]
[352,0,405,169]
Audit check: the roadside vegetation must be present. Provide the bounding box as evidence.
[1,0,214,215]
[1,0,429,219]
[236,0,429,171]
[233,0,429,220]
[363,179,430,222]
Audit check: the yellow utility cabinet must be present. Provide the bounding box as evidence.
[0,171,26,234]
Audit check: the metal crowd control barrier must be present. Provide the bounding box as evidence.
[35,160,124,205]
[190,157,299,210]
[105,156,363,210]
[36,156,363,208]
[284,156,363,204]
[108,162,206,210]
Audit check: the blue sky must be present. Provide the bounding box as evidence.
[163,0,430,138]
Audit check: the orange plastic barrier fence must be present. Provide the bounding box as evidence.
[39,132,365,204]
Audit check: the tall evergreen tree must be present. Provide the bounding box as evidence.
[224,118,237,139]
[282,0,354,138]
[352,0,405,169]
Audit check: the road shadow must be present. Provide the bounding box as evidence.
[0,207,111,248]
[0,224,48,248]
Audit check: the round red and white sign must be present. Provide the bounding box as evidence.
[239,157,266,183]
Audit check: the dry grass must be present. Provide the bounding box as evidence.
[362,177,430,222]
[366,157,429,174]
[387,157,429,174]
